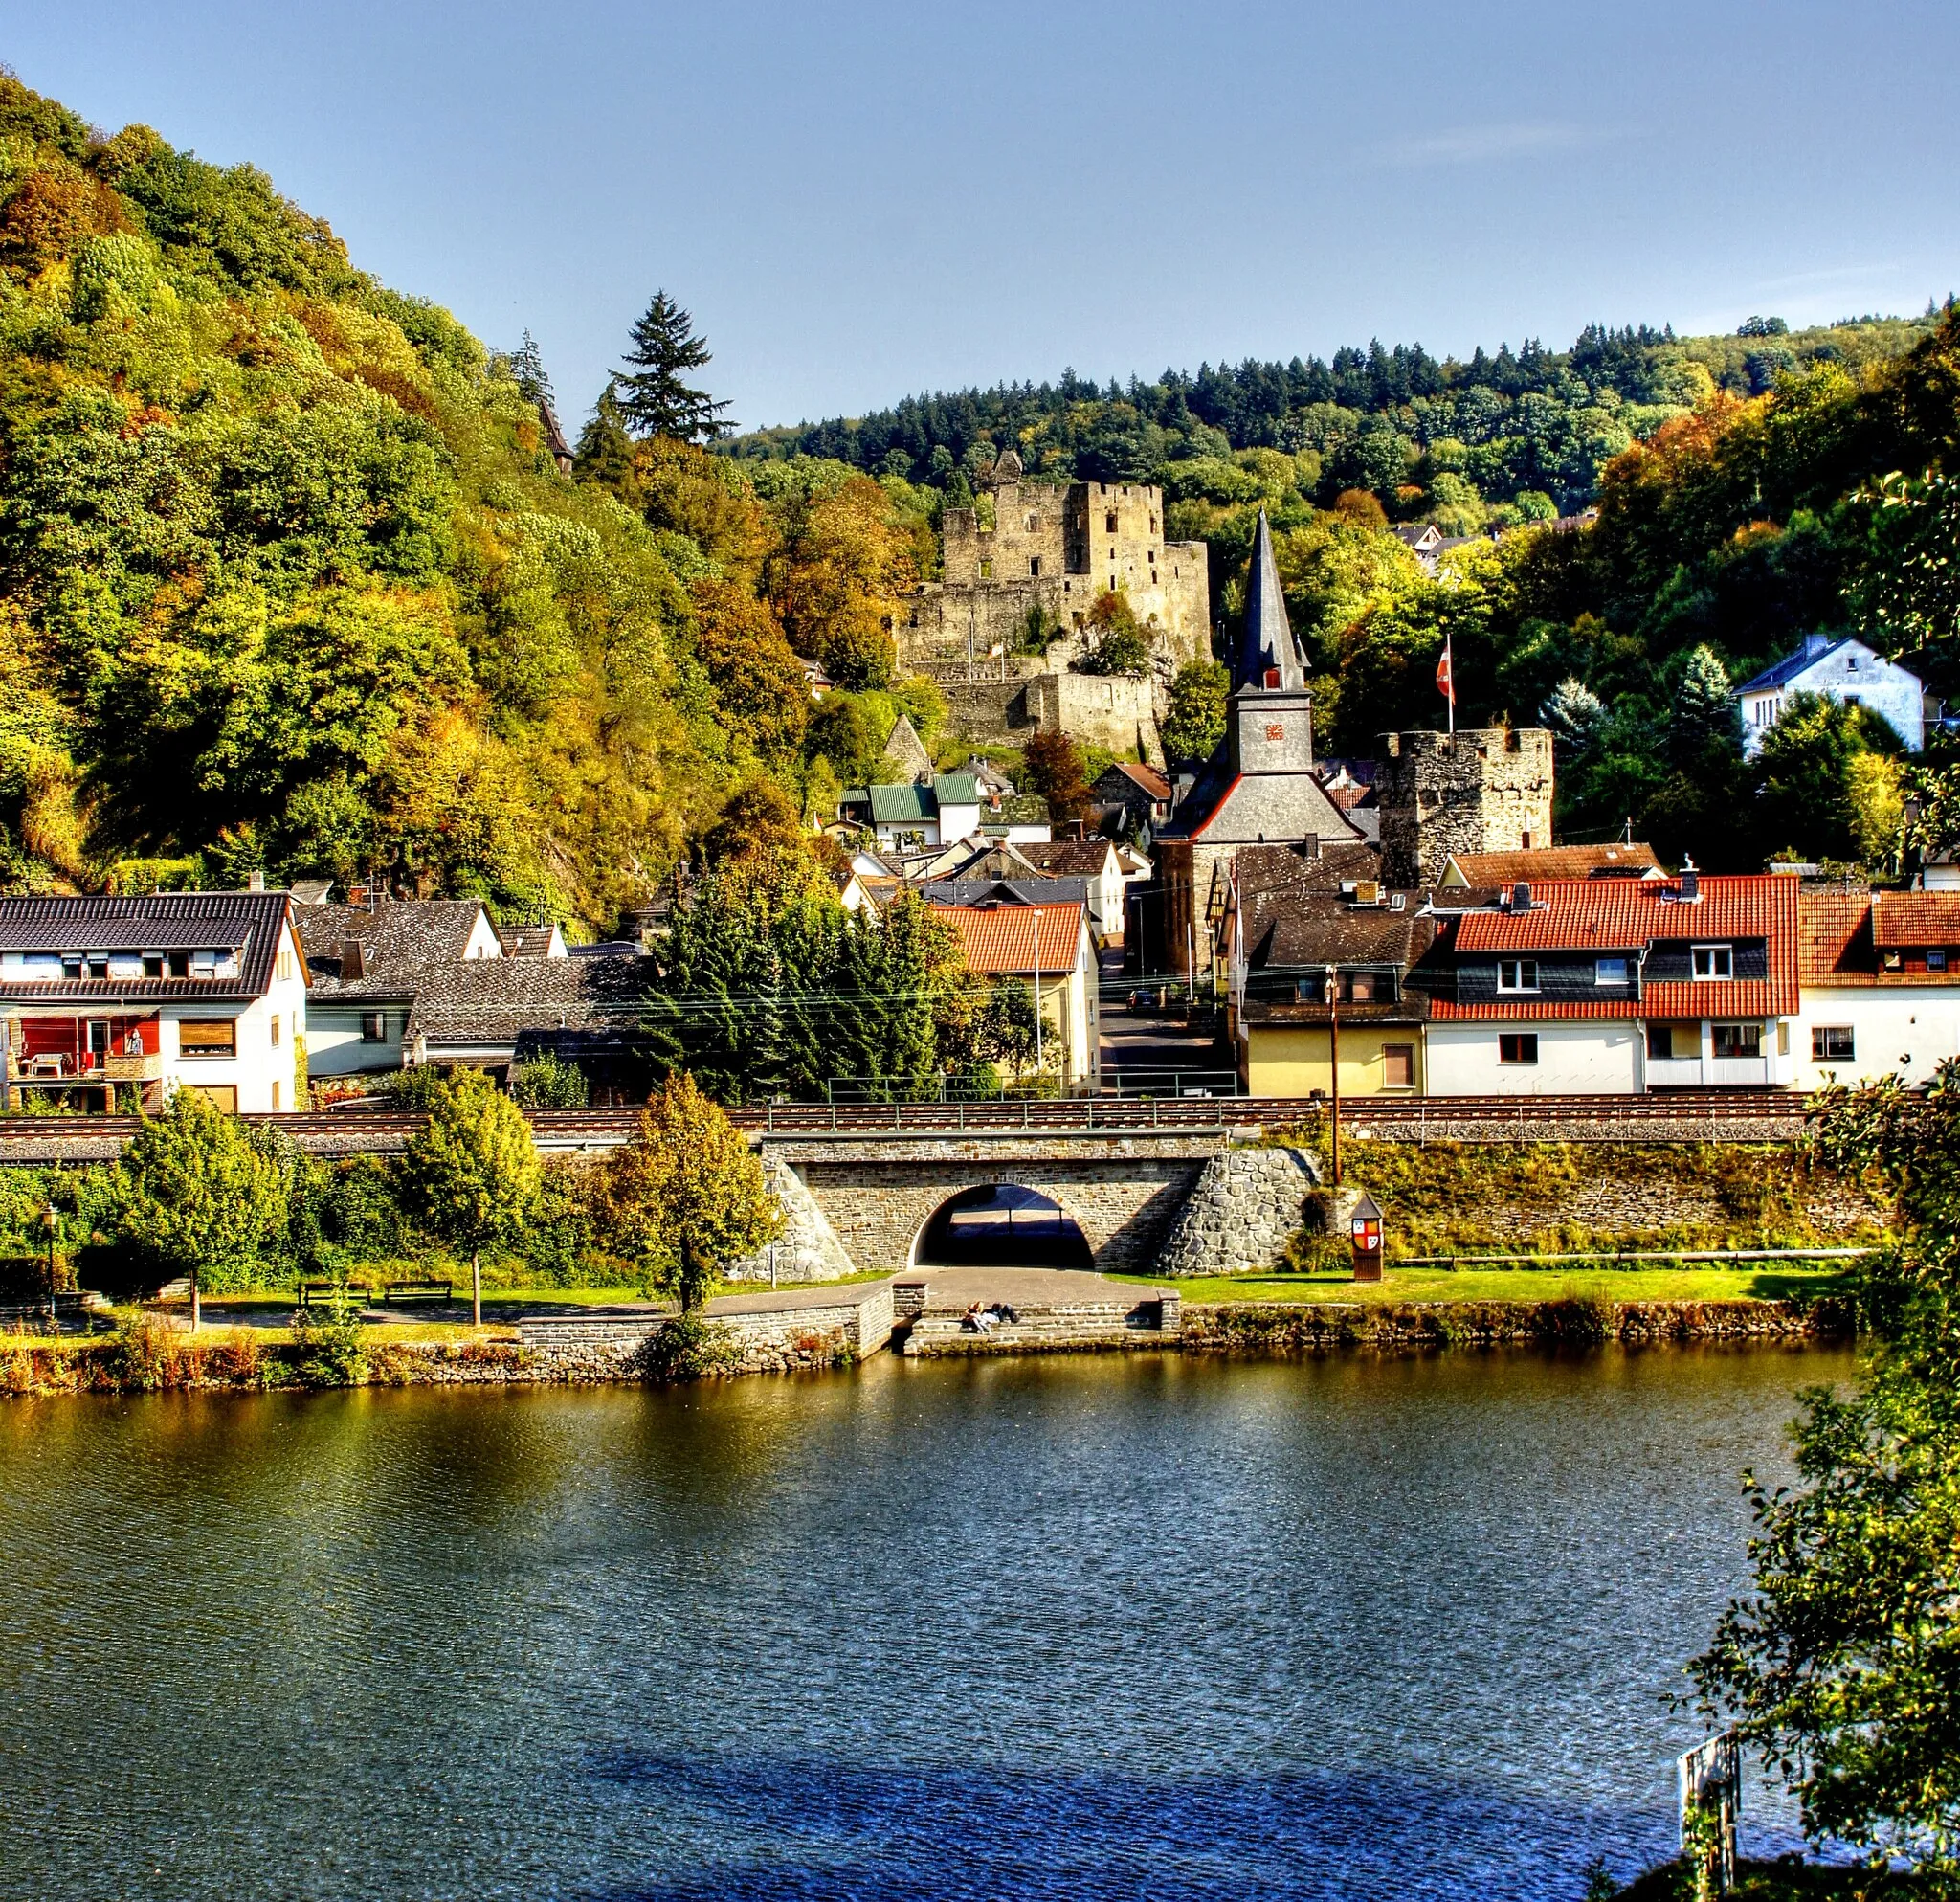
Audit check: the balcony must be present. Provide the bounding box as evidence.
[1645,1056,1773,1089]
[104,1051,164,1083]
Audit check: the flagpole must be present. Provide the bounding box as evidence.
[1446,631,1456,735]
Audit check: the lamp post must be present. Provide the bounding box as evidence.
[1324,963,1342,1187]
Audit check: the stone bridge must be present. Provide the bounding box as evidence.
[738,1130,1321,1283]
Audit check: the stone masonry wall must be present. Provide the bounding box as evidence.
[797,1152,1212,1275]
[515,1287,895,1379]
[1156,1147,1322,1278]
[724,1153,858,1283]
[1376,727,1555,887]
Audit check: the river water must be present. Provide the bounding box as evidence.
[0,1345,1841,1900]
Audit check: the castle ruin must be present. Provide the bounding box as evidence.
[896,459,1210,761]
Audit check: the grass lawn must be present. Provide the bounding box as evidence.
[1111,1264,1856,1306]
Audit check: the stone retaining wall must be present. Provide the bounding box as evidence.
[1156,1147,1321,1278]
[516,1287,896,1379]
[724,1154,859,1284]
[1180,1296,1853,1353]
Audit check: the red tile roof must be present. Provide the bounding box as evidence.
[930,903,1085,974]
[1437,875,1798,1019]
[1873,892,1960,948]
[1109,761,1172,801]
[1445,842,1661,885]
[1798,891,1875,984]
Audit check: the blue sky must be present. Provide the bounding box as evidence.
[5,1,1957,433]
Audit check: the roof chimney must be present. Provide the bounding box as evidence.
[248,868,265,892]
[1679,868,1700,903]
[1512,882,1531,911]
[341,938,366,980]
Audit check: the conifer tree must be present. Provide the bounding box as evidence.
[612,291,731,442]
[1670,644,1739,764]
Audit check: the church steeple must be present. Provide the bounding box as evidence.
[1233,508,1305,691]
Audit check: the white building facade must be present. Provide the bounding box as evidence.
[1737,635,1924,756]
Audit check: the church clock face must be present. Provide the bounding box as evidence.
[1265,723,1284,741]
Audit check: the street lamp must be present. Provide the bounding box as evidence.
[1324,964,1342,1187]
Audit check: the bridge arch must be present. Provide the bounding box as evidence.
[909,1182,1094,1271]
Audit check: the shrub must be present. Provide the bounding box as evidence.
[641,1312,740,1382]
[287,1282,366,1387]
[509,1053,589,1108]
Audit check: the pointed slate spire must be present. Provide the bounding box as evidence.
[1234,508,1304,691]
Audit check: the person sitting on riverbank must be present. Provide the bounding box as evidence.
[965,1302,999,1334]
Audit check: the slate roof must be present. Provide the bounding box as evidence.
[0,892,298,1003]
[1734,636,1913,696]
[1232,509,1306,691]
[1221,841,1384,905]
[1098,761,1173,803]
[929,902,1087,974]
[406,955,657,1048]
[1015,840,1119,879]
[495,926,563,958]
[298,900,490,989]
[918,878,1092,911]
[1438,875,1798,1019]
[1155,751,1364,843]
[1444,842,1662,885]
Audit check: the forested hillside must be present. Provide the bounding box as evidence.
[0,74,933,932]
[1,66,1956,909]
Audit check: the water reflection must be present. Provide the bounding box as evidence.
[0,1345,1845,1900]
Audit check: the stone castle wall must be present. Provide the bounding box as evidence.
[1376,727,1555,887]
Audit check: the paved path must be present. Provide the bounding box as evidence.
[894,1264,1167,1309]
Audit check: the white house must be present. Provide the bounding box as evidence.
[1737,635,1924,756]
[1426,872,1801,1094]
[1793,889,1960,1089]
[0,891,311,1113]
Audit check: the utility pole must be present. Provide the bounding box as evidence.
[1031,909,1044,1081]
[1325,963,1342,1186]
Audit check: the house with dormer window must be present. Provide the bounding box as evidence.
[0,891,310,1113]
[1425,872,1800,1093]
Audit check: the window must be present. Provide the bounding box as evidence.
[1026,512,1039,532]
[1499,1033,1539,1065]
[1383,1043,1414,1088]
[360,1011,389,1043]
[1293,977,1324,1004]
[179,1085,237,1114]
[1595,956,1630,985]
[178,1019,237,1060]
[1345,973,1377,1002]
[1105,511,1118,534]
[1928,951,1949,972]
[1691,945,1733,980]
[277,948,293,983]
[1713,1023,1762,1061]
[1497,959,1539,992]
[1813,1026,1855,1061]
[978,559,993,580]
[271,1080,280,1111]
[269,1015,280,1048]
[1882,951,1903,972]
[1029,556,1041,577]
[1646,1024,1674,1061]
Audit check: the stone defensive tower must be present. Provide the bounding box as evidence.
[1376,727,1555,887]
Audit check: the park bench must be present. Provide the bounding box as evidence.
[383,1280,454,1306]
[298,1281,373,1309]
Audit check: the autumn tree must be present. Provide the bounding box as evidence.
[605,1073,780,1311]
[396,1067,542,1325]
[1021,729,1094,825]
[612,291,730,442]
[689,579,808,762]
[699,778,808,869]
[774,477,914,689]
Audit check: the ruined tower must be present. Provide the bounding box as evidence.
[1375,727,1555,887]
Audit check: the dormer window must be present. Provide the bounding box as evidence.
[1692,945,1733,980]
[1497,959,1539,993]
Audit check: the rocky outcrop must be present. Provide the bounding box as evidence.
[1155,1146,1321,1278]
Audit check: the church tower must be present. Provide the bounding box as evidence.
[1226,509,1315,776]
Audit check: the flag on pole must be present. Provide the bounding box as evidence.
[1437,635,1456,733]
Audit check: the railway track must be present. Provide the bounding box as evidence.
[0,1090,1814,1152]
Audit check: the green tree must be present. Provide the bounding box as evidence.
[396,1067,541,1325]
[1688,1068,1960,1876]
[1162,659,1229,766]
[111,1089,285,1330]
[604,1072,780,1311]
[1669,643,1740,766]
[1752,690,1903,864]
[1538,676,1608,755]
[612,291,730,442]
[508,1053,589,1108]
[1075,590,1152,677]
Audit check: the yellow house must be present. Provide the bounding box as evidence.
[1241,1019,1424,1098]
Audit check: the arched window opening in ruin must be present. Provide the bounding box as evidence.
[912,1184,1093,1270]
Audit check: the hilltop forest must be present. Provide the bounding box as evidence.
[0,71,1957,926]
